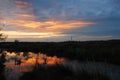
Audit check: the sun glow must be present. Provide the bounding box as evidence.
[1,31,66,38]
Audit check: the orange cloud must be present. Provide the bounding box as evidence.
[2,19,94,32]
[1,19,39,28]
[44,21,94,31]
[15,0,28,9]
[15,13,35,19]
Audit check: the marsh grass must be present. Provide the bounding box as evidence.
[20,64,110,80]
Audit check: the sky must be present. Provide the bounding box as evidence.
[0,0,120,42]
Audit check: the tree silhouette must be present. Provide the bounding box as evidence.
[0,23,7,80]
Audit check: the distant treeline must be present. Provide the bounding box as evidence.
[1,40,120,65]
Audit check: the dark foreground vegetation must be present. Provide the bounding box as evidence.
[20,64,110,80]
[1,40,120,65]
[0,52,6,80]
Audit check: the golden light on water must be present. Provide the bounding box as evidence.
[4,51,65,73]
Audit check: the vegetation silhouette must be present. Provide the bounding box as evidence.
[20,64,110,80]
[0,51,6,80]
[0,24,7,80]
[1,40,120,65]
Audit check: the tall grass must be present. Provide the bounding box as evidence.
[20,64,110,80]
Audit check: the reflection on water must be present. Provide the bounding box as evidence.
[3,51,65,80]
[5,51,65,67]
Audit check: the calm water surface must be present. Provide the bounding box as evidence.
[3,51,65,80]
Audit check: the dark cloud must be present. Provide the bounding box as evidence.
[63,22,120,37]
[23,0,120,22]
[6,0,119,23]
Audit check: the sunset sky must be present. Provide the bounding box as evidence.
[0,0,120,42]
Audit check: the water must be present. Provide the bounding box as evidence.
[3,51,65,80]
[1,51,120,80]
